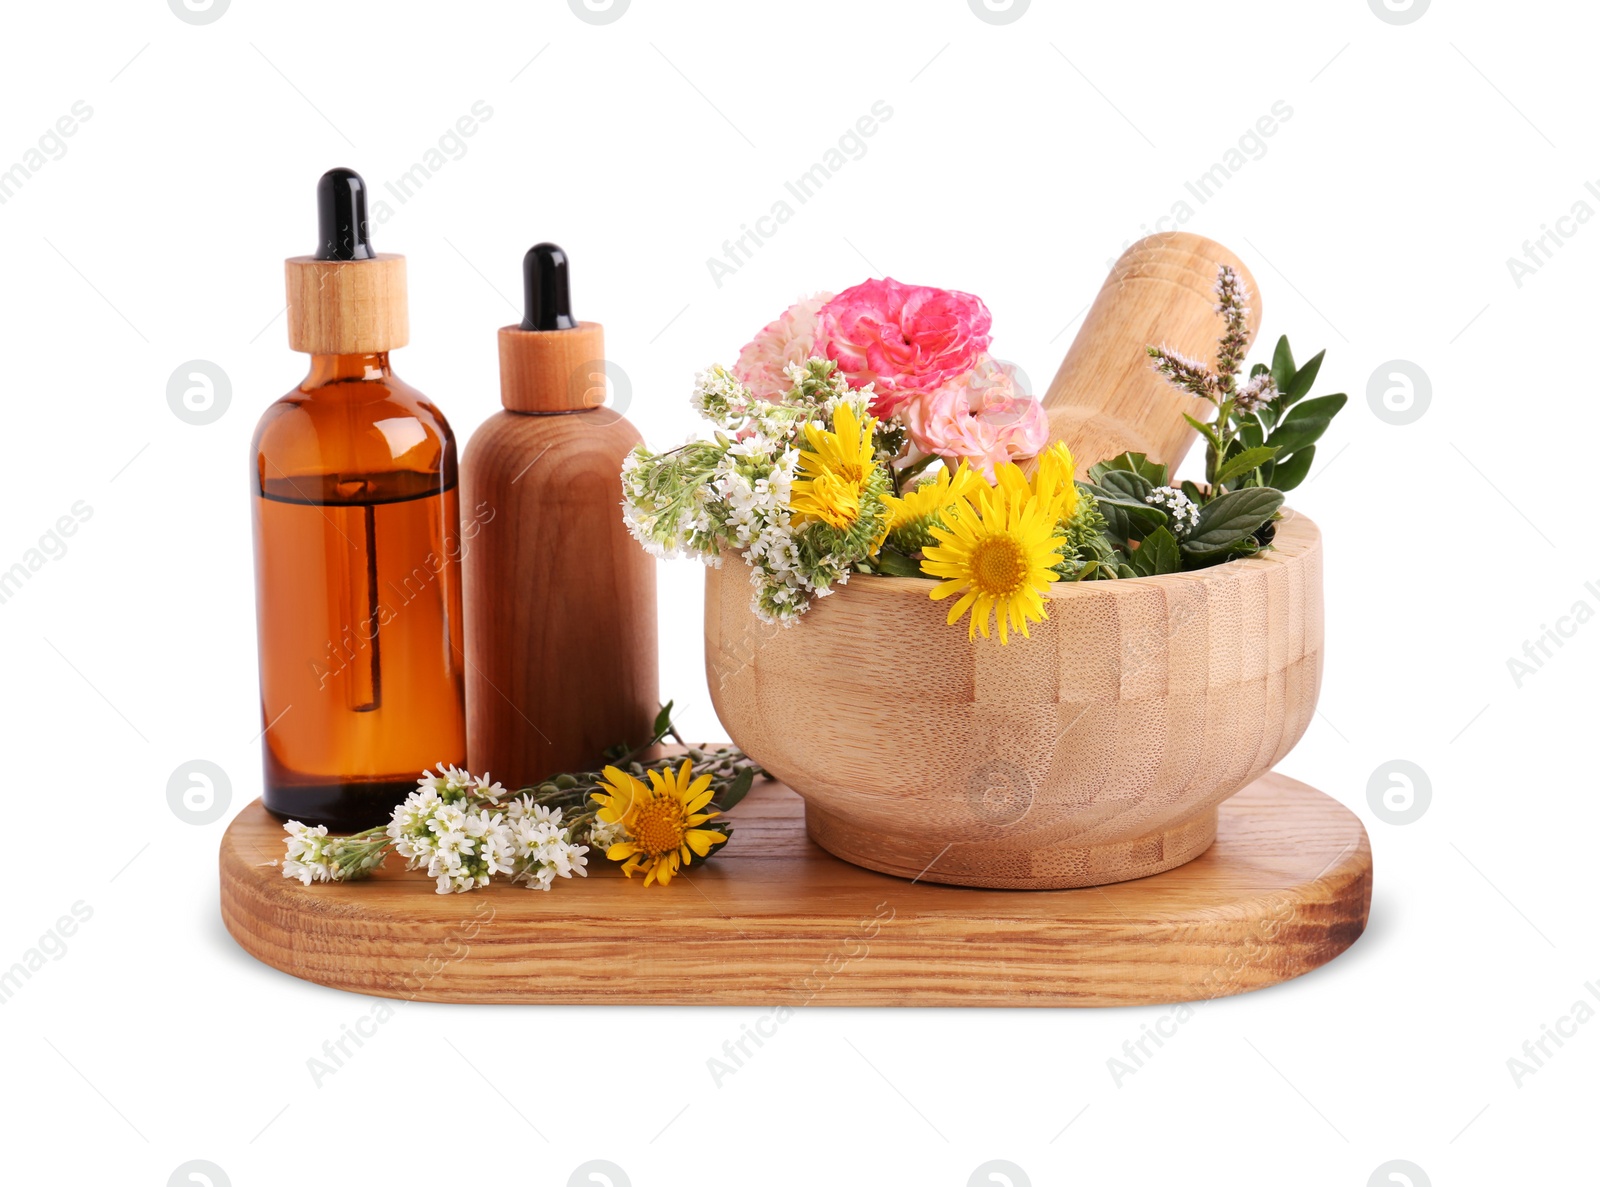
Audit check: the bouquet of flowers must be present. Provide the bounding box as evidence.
[623,271,1344,645]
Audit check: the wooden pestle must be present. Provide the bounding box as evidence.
[1040,232,1261,476]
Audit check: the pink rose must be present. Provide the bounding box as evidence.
[901,355,1049,479]
[732,292,833,401]
[814,278,992,417]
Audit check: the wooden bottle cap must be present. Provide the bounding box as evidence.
[285,253,409,355]
[497,321,608,413]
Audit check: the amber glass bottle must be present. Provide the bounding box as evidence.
[250,169,465,829]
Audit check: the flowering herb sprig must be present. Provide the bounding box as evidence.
[1071,265,1350,577]
[1146,265,1346,500]
[279,703,761,893]
[282,766,592,895]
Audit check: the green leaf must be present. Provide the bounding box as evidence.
[1238,416,1265,450]
[1081,489,1158,524]
[1185,534,1264,566]
[1096,471,1164,541]
[1082,483,1165,541]
[1282,349,1325,406]
[1266,393,1347,456]
[1270,444,1316,492]
[1270,335,1295,393]
[1214,445,1281,487]
[1250,362,1270,378]
[1183,487,1284,555]
[1097,469,1154,503]
[652,701,675,740]
[1183,536,1262,563]
[1090,452,1168,487]
[1179,480,1205,504]
[1128,526,1181,576]
[713,766,754,813]
[1182,413,1222,451]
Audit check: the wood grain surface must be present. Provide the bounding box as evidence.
[219,765,1370,1007]
[496,321,608,413]
[707,513,1322,889]
[1040,231,1261,476]
[284,253,409,355]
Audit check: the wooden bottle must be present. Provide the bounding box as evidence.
[461,244,658,787]
[1040,232,1261,473]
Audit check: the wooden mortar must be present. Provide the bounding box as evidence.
[706,514,1323,889]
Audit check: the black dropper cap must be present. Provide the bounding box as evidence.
[314,167,376,261]
[520,242,578,331]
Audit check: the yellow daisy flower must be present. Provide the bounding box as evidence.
[1031,441,1080,522]
[791,402,876,529]
[921,484,1068,644]
[591,760,727,887]
[996,442,1079,524]
[884,461,982,533]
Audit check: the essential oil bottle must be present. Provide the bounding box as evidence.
[461,244,658,787]
[250,167,466,829]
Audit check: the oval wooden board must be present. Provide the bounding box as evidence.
[220,769,1370,1007]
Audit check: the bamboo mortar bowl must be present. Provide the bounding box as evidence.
[704,512,1323,889]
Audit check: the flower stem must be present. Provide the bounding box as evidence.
[894,452,939,492]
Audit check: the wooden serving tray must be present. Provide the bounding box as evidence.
[220,769,1370,1007]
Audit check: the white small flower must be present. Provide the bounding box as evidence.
[588,816,628,851]
[504,800,591,890]
[1146,485,1201,538]
[473,773,509,803]
[417,763,476,799]
[281,821,335,885]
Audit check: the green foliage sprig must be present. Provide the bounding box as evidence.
[1062,265,1348,579]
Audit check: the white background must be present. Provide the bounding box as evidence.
[0,1,1593,1184]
